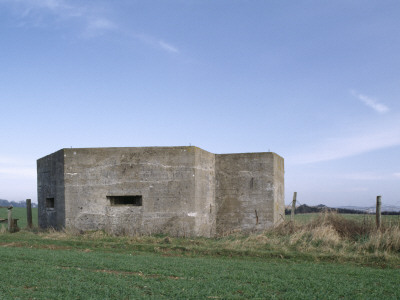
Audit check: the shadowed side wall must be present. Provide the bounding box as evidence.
[37,150,65,229]
[194,147,216,237]
[63,147,215,236]
[215,152,284,235]
[273,155,285,223]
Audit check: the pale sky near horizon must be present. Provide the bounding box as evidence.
[1,0,400,207]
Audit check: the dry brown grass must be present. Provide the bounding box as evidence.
[38,212,399,254]
[269,212,400,255]
[363,225,400,252]
[212,212,400,265]
[15,212,398,266]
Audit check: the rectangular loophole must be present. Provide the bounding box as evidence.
[107,195,142,206]
[46,197,55,209]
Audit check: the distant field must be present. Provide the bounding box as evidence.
[286,212,400,225]
[0,207,38,229]
[1,211,399,298]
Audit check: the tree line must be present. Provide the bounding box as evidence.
[0,199,38,208]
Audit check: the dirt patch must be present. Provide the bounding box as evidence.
[0,242,24,247]
[56,265,183,280]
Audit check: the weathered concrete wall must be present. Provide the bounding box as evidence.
[194,147,216,237]
[215,152,284,235]
[37,147,284,236]
[62,147,215,236]
[37,150,65,229]
[272,154,285,224]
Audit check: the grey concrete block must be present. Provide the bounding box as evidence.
[37,146,284,236]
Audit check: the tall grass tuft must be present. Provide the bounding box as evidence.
[272,212,400,253]
[363,225,400,252]
[310,212,374,240]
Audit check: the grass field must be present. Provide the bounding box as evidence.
[0,207,38,229]
[1,209,399,299]
[1,246,399,299]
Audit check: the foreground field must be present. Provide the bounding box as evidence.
[1,245,399,299]
[1,211,399,299]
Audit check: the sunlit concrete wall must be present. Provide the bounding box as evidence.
[37,147,284,236]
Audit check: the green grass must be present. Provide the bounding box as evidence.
[1,242,399,299]
[0,211,399,299]
[0,207,38,229]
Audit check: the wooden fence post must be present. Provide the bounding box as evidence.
[291,192,297,222]
[376,195,381,229]
[26,199,33,229]
[7,206,13,232]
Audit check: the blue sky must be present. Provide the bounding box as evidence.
[1,0,400,207]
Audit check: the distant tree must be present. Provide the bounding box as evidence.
[0,199,37,208]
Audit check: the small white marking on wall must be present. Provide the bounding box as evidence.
[188,212,197,217]
[66,173,78,176]
[73,152,77,155]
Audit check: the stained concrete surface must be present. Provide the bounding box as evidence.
[37,146,284,236]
